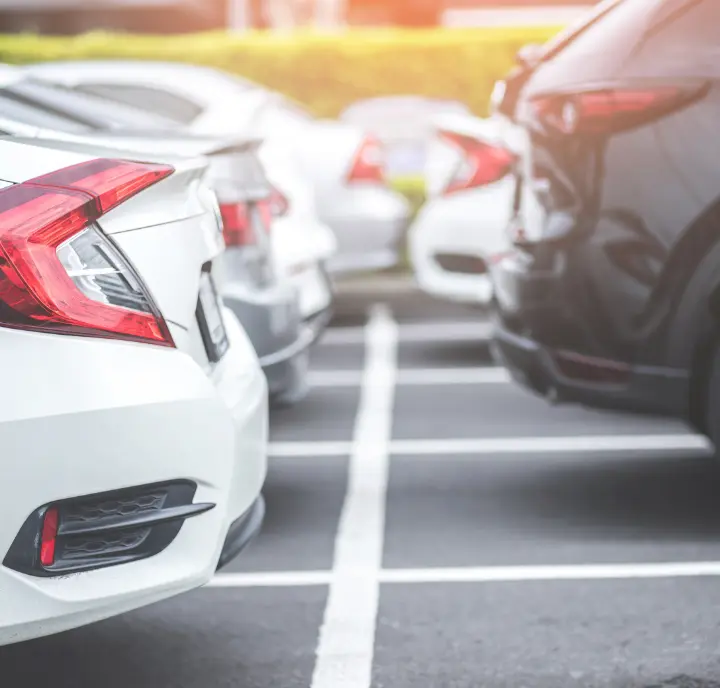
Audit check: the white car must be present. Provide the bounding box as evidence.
[0,137,267,644]
[257,140,336,327]
[0,67,335,402]
[340,95,472,178]
[23,60,411,275]
[409,113,518,305]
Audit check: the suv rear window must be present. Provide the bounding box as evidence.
[630,0,720,76]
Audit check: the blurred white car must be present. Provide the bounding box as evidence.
[340,95,472,178]
[24,60,411,275]
[409,113,518,305]
[0,138,267,644]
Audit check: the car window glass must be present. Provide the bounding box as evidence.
[78,84,204,125]
[631,0,720,75]
[10,80,179,130]
[0,92,91,132]
[543,0,657,65]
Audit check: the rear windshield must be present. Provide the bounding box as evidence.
[630,0,720,75]
[6,80,179,131]
[538,0,659,66]
[0,91,92,132]
[75,83,203,125]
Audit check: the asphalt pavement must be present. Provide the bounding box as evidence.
[4,286,720,688]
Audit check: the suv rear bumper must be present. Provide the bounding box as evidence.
[490,248,690,418]
[492,312,689,418]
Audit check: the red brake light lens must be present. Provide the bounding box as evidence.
[530,85,704,136]
[439,130,515,195]
[40,506,59,567]
[347,136,385,184]
[31,158,174,214]
[266,185,289,219]
[220,202,253,247]
[0,158,174,346]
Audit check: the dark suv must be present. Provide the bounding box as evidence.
[490,0,720,440]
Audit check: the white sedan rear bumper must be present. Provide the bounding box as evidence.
[409,179,513,305]
[324,185,410,275]
[0,308,267,645]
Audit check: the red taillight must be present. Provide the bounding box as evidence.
[0,159,174,346]
[266,185,289,219]
[40,506,59,567]
[347,136,385,184]
[31,158,174,215]
[220,202,253,247]
[439,130,515,195]
[529,84,705,136]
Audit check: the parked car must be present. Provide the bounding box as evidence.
[0,136,267,644]
[340,96,472,178]
[409,112,517,305]
[24,60,411,275]
[0,68,332,404]
[489,0,720,438]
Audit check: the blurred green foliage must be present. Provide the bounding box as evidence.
[0,27,560,118]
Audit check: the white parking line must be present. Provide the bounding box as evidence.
[207,561,720,589]
[321,320,492,345]
[268,434,712,458]
[308,367,510,387]
[310,304,398,688]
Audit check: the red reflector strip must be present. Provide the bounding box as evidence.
[40,506,59,567]
[551,349,630,385]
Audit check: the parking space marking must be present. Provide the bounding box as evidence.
[209,561,720,588]
[308,367,510,387]
[268,434,712,458]
[208,571,332,587]
[321,320,491,345]
[311,303,398,688]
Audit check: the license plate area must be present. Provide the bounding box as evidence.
[196,268,229,363]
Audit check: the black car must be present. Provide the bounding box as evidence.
[489,0,720,440]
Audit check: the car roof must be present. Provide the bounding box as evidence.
[29,59,260,93]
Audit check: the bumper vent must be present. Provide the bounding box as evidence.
[433,253,487,275]
[4,480,214,577]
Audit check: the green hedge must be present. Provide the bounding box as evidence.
[0,27,560,118]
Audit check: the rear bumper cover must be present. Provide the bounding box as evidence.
[491,318,689,417]
[490,250,690,418]
[216,494,265,571]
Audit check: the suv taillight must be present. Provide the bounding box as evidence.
[347,135,385,184]
[529,82,707,136]
[439,130,515,195]
[0,158,174,346]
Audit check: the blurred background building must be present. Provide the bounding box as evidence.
[0,0,597,34]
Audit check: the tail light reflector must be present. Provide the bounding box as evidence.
[439,130,515,195]
[0,158,174,346]
[529,84,706,136]
[347,135,385,184]
[39,506,59,567]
